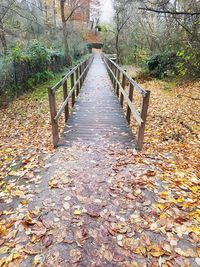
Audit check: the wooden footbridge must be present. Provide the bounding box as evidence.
[48,53,150,150]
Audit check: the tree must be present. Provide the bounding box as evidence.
[138,0,200,42]
[60,0,92,65]
[0,19,7,55]
[113,0,133,63]
[53,0,57,27]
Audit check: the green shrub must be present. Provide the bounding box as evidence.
[147,46,200,79]
[147,51,178,79]
[122,47,149,66]
[27,71,54,87]
[0,41,65,104]
[176,47,200,78]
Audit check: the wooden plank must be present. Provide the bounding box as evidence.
[71,72,75,107]
[48,87,59,147]
[120,73,126,107]
[62,77,69,122]
[136,90,150,150]
[60,54,135,147]
[126,83,134,124]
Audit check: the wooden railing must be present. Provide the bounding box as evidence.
[103,54,150,150]
[48,55,94,147]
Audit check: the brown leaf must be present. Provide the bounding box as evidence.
[41,234,54,248]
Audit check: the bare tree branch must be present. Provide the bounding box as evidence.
[138,7,200,16]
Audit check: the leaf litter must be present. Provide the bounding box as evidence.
[0,79,199,266]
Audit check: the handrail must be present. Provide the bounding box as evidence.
[104,54,147,97]
[51,64,80,93]
[102,53,150,150]
[48,54,94,147]
[105,60,143,126]
[54,62,91,122]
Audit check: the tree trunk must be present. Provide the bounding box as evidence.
[115,32,120,64]
[44,1,48,26]
[0,20,7,55]
[53,0,57,27]
[60,0,72,66]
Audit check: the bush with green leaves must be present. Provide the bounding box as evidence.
[147,51,178,79]
[0,41,66,105]
[122,47,149,66]
[147,46,200,80]
[176,46,200,79]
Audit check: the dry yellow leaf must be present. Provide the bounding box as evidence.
[20,199,29,205]
[197,247,200,257]
[132,261,138,267]
[0,246,9,254]
[156,203,165,211]
[74,208,82,215]
[175,247,197,257]
[0,224,7,236]
[149,245,165,257]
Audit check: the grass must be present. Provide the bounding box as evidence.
[30,53,91,102]
[30,72,66,101]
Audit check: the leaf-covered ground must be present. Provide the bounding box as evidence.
[0,74,66,180]
[0,76,199,266]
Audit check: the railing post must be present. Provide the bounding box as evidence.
[71,72,75,107]
[109,62,112,83]
[111,63,115,85]
[108,61,111,78]
[116,69,120,97]
[86,59,89,76]
[80,64,83,88]
[137,90,150,150]
[109,62,112,80]
[48,87,59,148]
[126,83,134,124]
[62,76,69,122]
[120,74,126,107]
[82,61,85,80]
[84,61,87,79]
[76,68,79,96]
[113,66,117,91]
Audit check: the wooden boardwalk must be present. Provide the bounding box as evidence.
[60,53,135,147]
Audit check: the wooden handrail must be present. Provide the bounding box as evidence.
[103,54,147,97]
[48,55,94,147]
[105,61,143,126]
[102,53,150,150]
[54,63,91,122]
[51,64,79,93]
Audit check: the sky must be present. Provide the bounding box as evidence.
[100,0,114,23]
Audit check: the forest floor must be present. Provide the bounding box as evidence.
[0,71,199,266]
